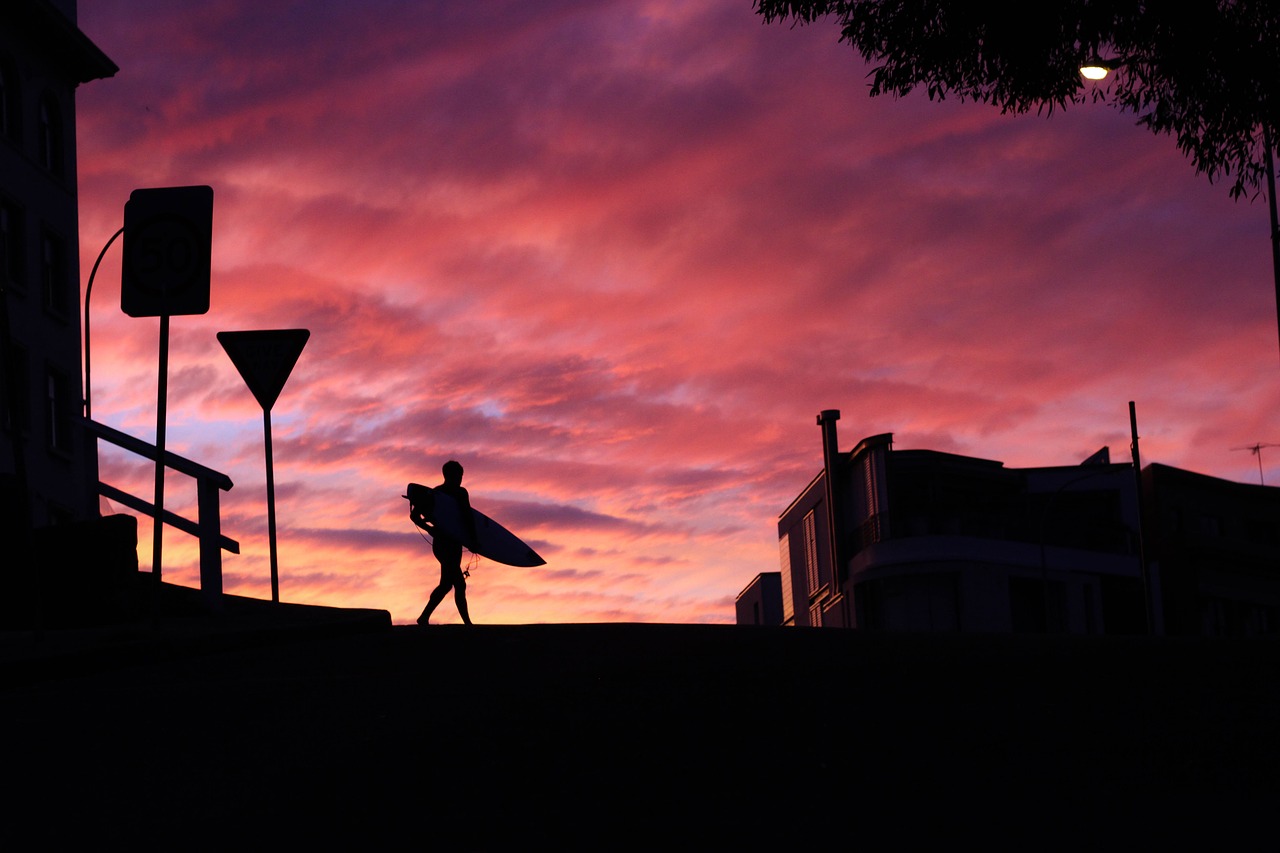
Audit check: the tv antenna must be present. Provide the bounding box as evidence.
[1231,443,1280,485]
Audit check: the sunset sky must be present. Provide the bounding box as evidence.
[73,1,1280,624]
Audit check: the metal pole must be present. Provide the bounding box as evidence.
[1265,126,1280,363]
[1129,401,1154,635]
[196,475,225,609]
[152,314,169,582]
[264,406,279,603]
[82,225,124,420]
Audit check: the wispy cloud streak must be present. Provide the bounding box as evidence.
[77,0,1280,623]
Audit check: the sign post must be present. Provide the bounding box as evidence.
[121,186,214,582]
[218,329,310,603]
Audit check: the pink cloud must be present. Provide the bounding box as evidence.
[75,1,1280,624]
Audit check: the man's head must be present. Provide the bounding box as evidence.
[442,460,464,485]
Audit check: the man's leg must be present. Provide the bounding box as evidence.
[454,577,472,625]
[417,579,450,624]
[422,542,463,625]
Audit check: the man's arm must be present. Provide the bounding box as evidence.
[410,505,435,534]
[457,487,479,548]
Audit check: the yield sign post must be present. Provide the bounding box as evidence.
[218,329,309,603]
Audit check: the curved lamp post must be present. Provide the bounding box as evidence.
[82,224,124,420]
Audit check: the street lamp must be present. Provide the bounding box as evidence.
[1078,58,1120,80]
[1081,60,1280,363]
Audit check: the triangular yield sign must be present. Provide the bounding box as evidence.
[218,329,310,411]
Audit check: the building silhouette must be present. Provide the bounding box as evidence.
[1,1,126,626]
[1,0,115,529]
[1143,463,1280,635]
[745,409,1280,636]
[734,571,781,626]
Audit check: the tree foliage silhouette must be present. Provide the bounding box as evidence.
[755,1,1280,199]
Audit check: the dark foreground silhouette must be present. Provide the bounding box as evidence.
[2,616,1277,848]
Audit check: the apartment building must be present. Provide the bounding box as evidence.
[748,410,1279,636]
[1,0,116,527]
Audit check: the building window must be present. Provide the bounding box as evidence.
[1198,514,1223,538]
[38,92,64,177]
[41,228,69,317]
[46,365,73,453]
[1010,577,1065,633]
[1084,583,1098,635]
[803,596,824,625]
[1,343,30,434]
[803,509,820,595]
[778,533,794,624]
[1202,598,1277,637]
[46,502,75,527]
[809,601,824,627]
[0,196,23,288]
[0,57,19,142]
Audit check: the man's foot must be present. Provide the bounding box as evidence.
[416,614,430,626]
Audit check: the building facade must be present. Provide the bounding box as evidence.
[735,572,782,626]
[747,410,1280,636]
[1143,463,1280,636]
[1,0,116,528]
[769,412,1147,634]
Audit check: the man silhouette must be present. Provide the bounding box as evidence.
[413,460,478,625]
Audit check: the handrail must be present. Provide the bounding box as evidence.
[84,417,231,488]
[95,482,238,554]
[83,417,238,605]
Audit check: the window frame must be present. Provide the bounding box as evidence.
[37,90,65,178]
[0,55,20,144]
[0,194,25,291]
[40,225,71,320]
[45,361,74,456]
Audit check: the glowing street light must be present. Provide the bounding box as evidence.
[1081,58,1280,363]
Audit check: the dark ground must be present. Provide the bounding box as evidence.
[2,595,1278,849]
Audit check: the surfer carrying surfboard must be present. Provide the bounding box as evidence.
[412,460,479,625]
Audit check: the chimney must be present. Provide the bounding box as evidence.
[817,410,846,597]
[818,410,840,474]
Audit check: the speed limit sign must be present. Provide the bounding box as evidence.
[121,185,213,317]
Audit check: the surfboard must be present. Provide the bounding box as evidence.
[404,482,546,567]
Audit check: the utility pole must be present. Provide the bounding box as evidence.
[1130,402,1154,635]
[1266,128,1280,363]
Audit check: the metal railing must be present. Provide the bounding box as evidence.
[83,417,238,605]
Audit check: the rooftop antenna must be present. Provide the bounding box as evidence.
[1231,443,1280,485]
